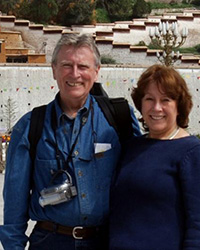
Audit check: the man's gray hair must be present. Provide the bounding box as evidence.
[51,33,101,67]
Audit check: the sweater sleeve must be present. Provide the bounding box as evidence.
[180,144,200,249]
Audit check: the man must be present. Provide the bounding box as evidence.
[0,33,141,249]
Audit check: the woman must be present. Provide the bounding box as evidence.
[109,65,200,249]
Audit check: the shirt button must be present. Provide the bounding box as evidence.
[74,150,79,156]
[78,170,83,177]
[82,117,87,124]
[50,169,55,175]
[81,193,86,199]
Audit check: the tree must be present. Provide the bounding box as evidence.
[3,97,18,133]
[95,8,111,23]
[56,0,96,26]
[182,0,193,3]
[16,0,31,20]
[0,0,19,15]
[98,0,136,22]
[132,0,151,18]
[19,0,58,24]
[192,0,200,6]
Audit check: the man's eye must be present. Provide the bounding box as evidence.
[79,65,88,69]
[61,63,71,67]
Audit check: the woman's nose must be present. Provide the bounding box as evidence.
[153,101,162,111]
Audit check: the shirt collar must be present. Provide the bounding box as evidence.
[54,92,91,127]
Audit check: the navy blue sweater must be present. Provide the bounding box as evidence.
[109,136,200,250]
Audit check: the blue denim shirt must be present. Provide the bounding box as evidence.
[0,94,141,249]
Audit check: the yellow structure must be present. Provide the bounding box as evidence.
[0,25,46,63]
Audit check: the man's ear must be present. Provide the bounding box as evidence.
[52,64,56,80]
[94,65,100,82]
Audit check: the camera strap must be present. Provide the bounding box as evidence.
[51,98,93,171]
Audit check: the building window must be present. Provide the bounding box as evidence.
[6,56,28,63]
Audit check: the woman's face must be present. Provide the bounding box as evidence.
[141,82,178,139]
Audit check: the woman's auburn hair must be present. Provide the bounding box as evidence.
[131,64,193,129]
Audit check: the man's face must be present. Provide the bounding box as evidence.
[52,45,100,105]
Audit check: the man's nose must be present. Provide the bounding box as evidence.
[71,66,80,78]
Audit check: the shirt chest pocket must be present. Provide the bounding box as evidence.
[93,147,117,190]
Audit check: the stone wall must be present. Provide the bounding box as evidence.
[0,65,199,135]
[0,10,200,66]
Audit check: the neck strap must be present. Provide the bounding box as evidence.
[51,99,93,170]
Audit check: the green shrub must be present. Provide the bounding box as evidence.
[95,8,111,23]
[132,0,151,18]
[179,47,198,54]
[101,55,116,64]
[195,134,200,139]
[169,2,191,8]
[149,1,193,9]
[148,41,200,55]
[135,41,146,46]
[179,44,200,55]
[148,39,160,49]
[195,44,200,53]
[149,2,171,9]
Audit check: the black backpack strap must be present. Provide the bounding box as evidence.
[94,96,118,132]
[90,82,109,97]
[110,98,134,141]
[28,105,47,162]
[94,96,133,142]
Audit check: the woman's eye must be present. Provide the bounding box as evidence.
[162,98,170,102]
[145,97,153,101]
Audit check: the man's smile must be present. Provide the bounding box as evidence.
[66,82,83,87]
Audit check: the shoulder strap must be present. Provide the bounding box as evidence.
[28,105,47,162]
[90,82,109,97]
[93,96,133,142]
[110,98,134,141]
[28,94,132,163]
